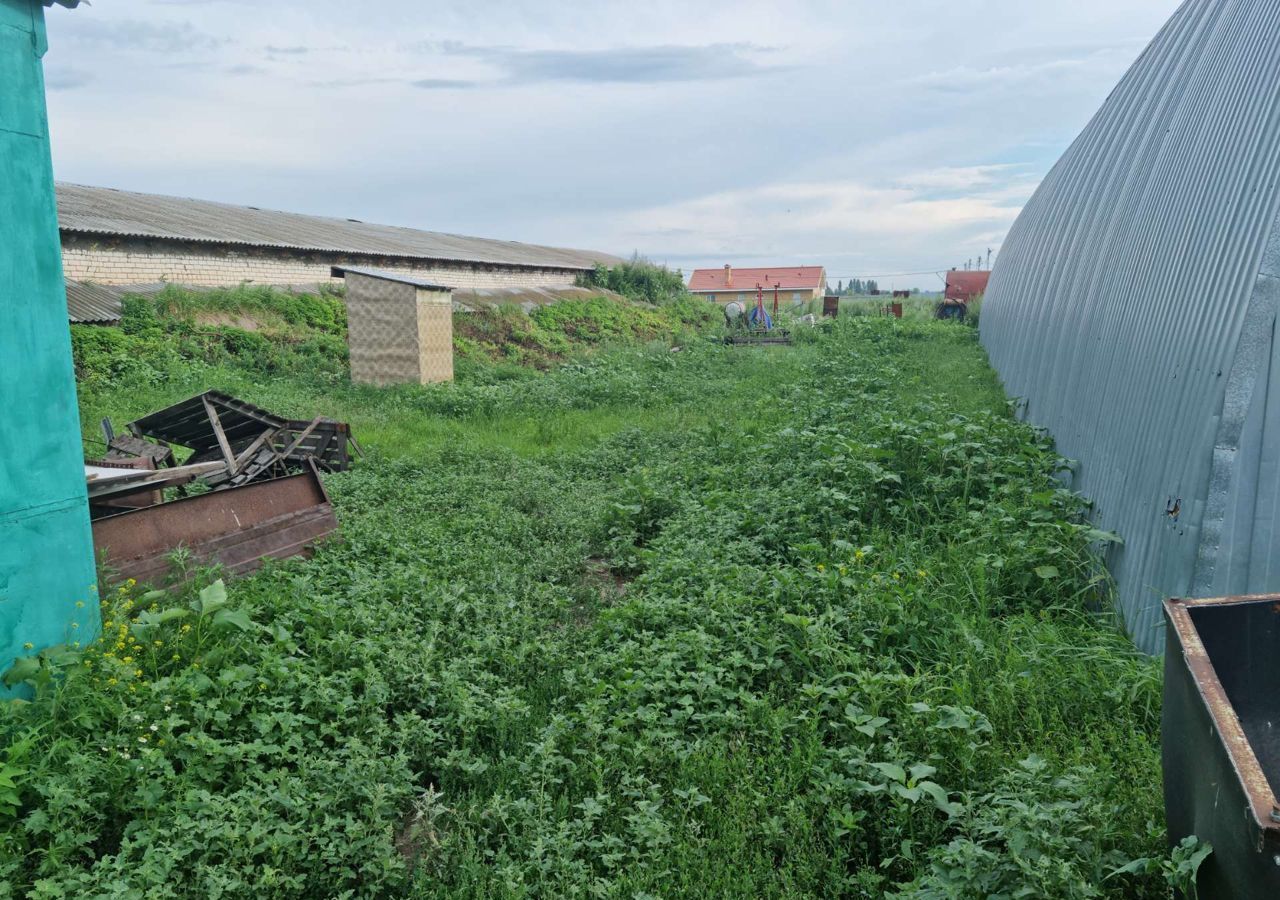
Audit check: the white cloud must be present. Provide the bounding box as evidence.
[39,0,1183,288]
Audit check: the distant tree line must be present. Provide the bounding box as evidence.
[835,279,880,295]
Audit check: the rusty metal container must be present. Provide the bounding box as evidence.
[92,463,337,587]
[822,295,840,318]
[1164,595,1280,898]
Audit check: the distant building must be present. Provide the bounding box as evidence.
[944,270,991,303]
[56,183,620,291]
[688,264,827,305]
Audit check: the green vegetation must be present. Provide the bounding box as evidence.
[4,294,1176,897]
[454,295,715,371]
[575,256,691,305]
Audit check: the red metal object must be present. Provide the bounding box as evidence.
[944,270,990,303]
[823,295,839,318]
[881,303,903,318]
[92,463,338,587]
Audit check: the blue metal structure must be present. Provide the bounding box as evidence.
[980,0,1280,653]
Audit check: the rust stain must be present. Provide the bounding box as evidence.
[1166,596,1280,833]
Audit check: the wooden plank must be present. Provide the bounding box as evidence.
[202,395,238,471]
[232,427,281,472]
[86,461,226,501]
[277,417,323,460]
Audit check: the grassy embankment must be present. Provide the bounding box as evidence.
[0,281,1179,897]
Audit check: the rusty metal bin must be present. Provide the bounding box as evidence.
[1164,596,1280,898]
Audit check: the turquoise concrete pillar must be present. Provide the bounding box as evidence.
[0,0,98,683]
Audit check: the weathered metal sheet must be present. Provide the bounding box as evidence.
[91,466,338,586]
[1163,595,1280,897]
[980,0,1280,652]
[65,278,123,324]
[57,183,620,272]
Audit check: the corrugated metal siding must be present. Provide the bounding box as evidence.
[65,279,123,324]
[980,0,1280,653]
[56,183,621,272]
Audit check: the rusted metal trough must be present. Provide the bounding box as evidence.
[1164,595,1280,898]
[92,463,338,586]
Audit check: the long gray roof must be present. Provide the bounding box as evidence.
[56,183,620,272]
[980,0,1280,653]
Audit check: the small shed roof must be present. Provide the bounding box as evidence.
[689,265,825,292]
[58,183,620,272]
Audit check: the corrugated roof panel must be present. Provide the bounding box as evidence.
[980,0,1280,653]
[56,183,622,272]
[65,279,123,324]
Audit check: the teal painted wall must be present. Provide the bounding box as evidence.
[0,0,98,681]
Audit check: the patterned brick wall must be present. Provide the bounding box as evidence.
[61,234,586,290]
[345,272,455,385]
[345,274,421,386]
[415,293,454,384]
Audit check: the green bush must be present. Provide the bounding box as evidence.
[576,256,691,306]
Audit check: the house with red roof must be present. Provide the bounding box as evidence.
[688,264,827,306]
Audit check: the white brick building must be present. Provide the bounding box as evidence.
[57,183,619,291]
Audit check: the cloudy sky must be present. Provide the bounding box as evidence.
[42,1,1181,290]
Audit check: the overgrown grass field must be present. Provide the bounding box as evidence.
[1,286,1174,897]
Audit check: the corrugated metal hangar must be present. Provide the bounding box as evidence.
[981,0,1280,653]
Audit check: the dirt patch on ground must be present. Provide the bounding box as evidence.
[194,311,264,332]
[583,557,629,604]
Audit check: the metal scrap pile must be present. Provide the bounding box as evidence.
[86,391,356,585]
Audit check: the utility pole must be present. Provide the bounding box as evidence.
[986,247,993,270]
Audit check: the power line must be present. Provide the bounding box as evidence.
[827,269,950,279]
